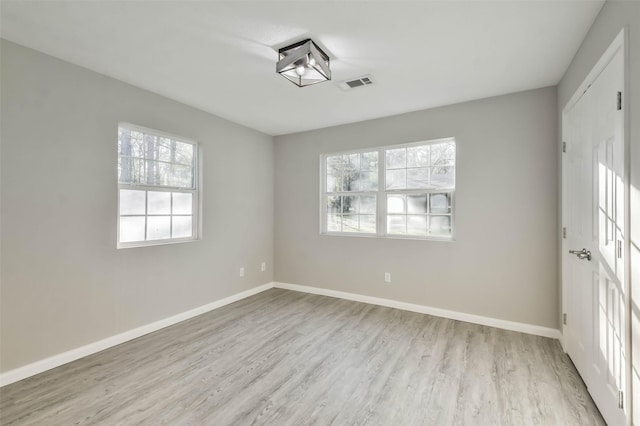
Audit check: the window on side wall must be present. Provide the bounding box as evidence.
[321,138,455,240]
[117,123,199,248]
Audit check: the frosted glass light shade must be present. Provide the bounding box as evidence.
[277,39,330,87]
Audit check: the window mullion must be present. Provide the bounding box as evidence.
[378,148,385,237]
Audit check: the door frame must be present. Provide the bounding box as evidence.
[560,27,630,421]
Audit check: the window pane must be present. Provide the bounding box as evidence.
[157,138,172,162]
[429,215,451,236]
[387,195,405,214]
[343,155,360,191]
[170,164,194,188]
[430,193,451,214]
[386,169,406,189]
[119,157,145,184]
[343,196,359,214]
[327,173,341,192]
[119,216,145,243]
[147,216,171,240]
[173,192,193,215]
[407,195,428,214]
[358,171,378,191]
[387,215,406,234]
[342,214,359,232]
[407,167,430,189]
[407,145,430,167]
[172,216,193,238]
[430,166,454,188]
[360,151,378,170]
[129,131,145,158]
[327,196,342,215]
[148,191,171,214]
[360,195,376,214]
[326,155,343,178]
[120,189,146,215]
[386,148,406,169]
[327,214,341,232]
[431,142,455,166]
[359,215,376,233]
[175,141,194,165]
[407,215,428,236]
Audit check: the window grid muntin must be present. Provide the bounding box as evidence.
[321,138,455,240]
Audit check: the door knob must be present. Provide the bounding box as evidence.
[569,248,591,261]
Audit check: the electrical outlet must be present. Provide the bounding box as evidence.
[261,262,266,272]
[239,267,245,277]
[384,272,391,283]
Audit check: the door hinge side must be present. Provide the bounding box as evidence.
[562,141,566,153]
[618,390,624,409]
[562,227,566,239]
[563,313,567,326]
[617,91,622,111]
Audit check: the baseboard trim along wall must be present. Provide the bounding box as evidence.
[0,282,275,387]
[2,280,561,387]
[274,282,561,339]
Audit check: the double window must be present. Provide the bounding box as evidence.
[321,138,455,240]
[117,124,199,248]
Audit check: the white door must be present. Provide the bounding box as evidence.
[563,47,626,425]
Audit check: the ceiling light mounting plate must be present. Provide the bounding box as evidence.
[277,38,330,87]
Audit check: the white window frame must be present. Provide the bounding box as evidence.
[117,123,200,249]
[320,137,456,241]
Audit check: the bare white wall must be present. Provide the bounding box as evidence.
[274,87,558,329]
[0,40,274,372]
[556,1,640,422]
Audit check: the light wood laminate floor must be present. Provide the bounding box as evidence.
[1,289,604,425]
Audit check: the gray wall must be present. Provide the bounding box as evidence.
[0,40,274,372]
[274,87,558,329]
[556,1,640,422]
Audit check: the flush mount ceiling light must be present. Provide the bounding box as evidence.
[277,39,331,87]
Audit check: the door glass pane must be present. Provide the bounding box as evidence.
[148,191,171,214]
[387,195,406,214]
[172,192,193,215]
[172,216,192,238]
[147,216,171,240]
[120,189,146,215]
[429,215,451,236]
[407,215,428,236]
[119,216,145,243]
[407,195,428,214]
[387,215,406,234]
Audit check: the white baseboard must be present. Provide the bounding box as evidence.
[0,282,275,387]
[274,282,561,339]
[2,280,561,387]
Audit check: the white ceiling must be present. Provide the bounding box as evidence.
[1,1,603,135]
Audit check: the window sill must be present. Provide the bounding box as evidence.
[320,232,455,242]
[117,237,199,249]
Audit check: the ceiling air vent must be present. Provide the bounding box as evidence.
[339,75,374,91]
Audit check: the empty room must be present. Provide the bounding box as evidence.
[1,0,639,425]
